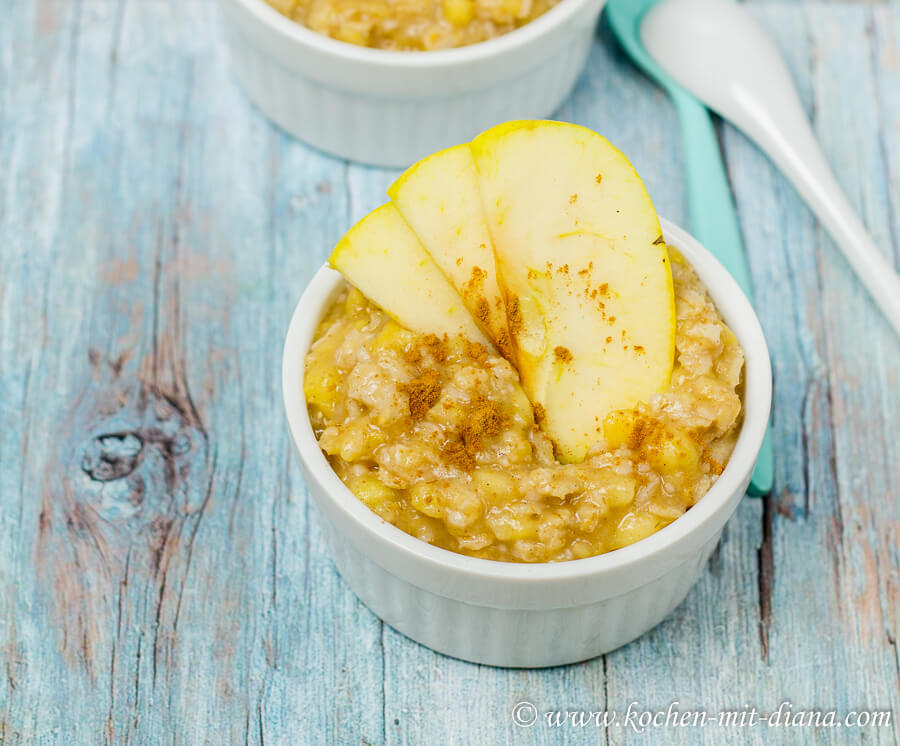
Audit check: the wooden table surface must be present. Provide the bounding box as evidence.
[2,0,898,743]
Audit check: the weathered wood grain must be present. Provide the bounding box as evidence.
[0,1,897,744]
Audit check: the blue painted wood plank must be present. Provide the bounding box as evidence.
[1,0,384,743]
[718,7,899,746]
[801,3,900,721]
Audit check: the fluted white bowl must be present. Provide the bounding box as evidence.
[218,0,606,166]
[282,218,772,667]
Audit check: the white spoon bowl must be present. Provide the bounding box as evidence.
[642,0,900,336]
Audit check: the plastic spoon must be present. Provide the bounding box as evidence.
[642,0,900,337]
[607,0,774,496]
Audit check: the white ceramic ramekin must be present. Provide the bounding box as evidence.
[282,218,772,667]
[218,0,606,166]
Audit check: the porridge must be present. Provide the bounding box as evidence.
[304,247,745,563]
[264,0,561,50]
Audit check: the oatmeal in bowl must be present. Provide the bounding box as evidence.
[305,249,744,563]
[282,122,771,665]
[264,0,563,50]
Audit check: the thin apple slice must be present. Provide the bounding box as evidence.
[470,120,675,462]
[388,145,513,361]
[329,203,493,348]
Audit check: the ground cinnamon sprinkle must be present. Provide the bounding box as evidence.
[553,346,573,363]
[462,395,505,449]
[475,297,490,325]
[402,368,442,420]
[442,439,475,472]
[465,340,489,364]
[533,402,546,423]
[401,345,422,365]
[441,394,507,471]
[496,329,513,361]
[626,415,648,450]
[507,296,523,336]
[421,333,447,363]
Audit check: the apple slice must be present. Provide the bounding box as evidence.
[470,120,675,462]
[388,145,513,361]
[329,203,493,348]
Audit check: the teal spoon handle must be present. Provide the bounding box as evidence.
[674,95,774,496]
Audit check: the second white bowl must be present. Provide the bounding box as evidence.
[282,218,772,667]
[218,0,607,166]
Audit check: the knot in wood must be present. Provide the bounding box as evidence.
[81,432,143,481]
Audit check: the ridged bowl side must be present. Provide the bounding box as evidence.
[315,505,723,667]
[219,9,596,166]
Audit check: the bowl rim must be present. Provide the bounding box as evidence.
[231,0,602,68]
[282,216,771,585]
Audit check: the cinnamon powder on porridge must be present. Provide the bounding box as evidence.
[401,346,422,365]
[305,247,745,563]
[421,333,447,363]
[403,369,442,420]
[442,440,476,472]
[465,340,490,364]
[440,395,507,472]
[553,346,573,363]
[461,395,505,451]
